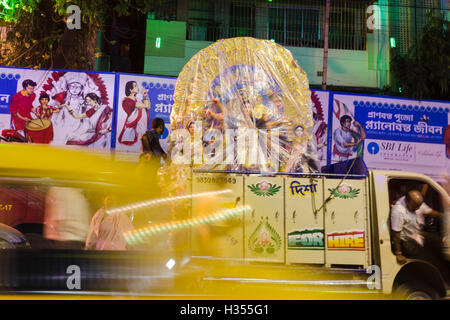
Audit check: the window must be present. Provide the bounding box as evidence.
[269,7,320,48]
[229,3,255,38]
[329,8,366,50]
[388,178,444,235]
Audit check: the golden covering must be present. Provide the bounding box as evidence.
[170,37,318,172]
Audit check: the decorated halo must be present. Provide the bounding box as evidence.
[170,37,316,171]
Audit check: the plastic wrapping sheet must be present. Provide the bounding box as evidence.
[170,37,319,172]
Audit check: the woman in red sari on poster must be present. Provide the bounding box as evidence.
[27,94,61,144]
[64,92,112,148]
[118,81,151,147]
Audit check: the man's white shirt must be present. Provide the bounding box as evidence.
[391,196,432,245]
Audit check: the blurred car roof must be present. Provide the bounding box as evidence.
[0,143,150,191]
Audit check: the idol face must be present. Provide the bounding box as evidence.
[67,82,83,95]
[294,125,304,137]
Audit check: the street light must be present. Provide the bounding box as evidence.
[155,36,161,49]
[390,37,396,48]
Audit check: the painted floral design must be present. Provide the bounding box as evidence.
[248,181,281,197]
[248,217,282,255]
[257,180,270,191]
[337,183,351,194]
[258,226,271,246]
[329,183,360,199]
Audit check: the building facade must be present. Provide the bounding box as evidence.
[129,0,448,91]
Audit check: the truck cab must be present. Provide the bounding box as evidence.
[370,169,449,299]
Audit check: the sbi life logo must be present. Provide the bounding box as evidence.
[367,142,380,155]
[162,125,170,139]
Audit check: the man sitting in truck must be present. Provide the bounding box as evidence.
[391,189,442,265]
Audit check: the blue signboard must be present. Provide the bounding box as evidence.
[354,100,448,144]
[0,72,21,114]
[143,80,175,124]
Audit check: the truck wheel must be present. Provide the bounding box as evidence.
[396,282,440,300]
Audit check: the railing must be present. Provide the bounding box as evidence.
[185,0,369,51]
[183,0,448,52]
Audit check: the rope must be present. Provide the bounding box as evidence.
[312,156,359,216]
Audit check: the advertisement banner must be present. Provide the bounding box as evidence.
[114,73,176,153]
[330,93,450,181]
[0,67,116,149]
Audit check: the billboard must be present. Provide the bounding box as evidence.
[0,67,116,149]
[329,93,450,181]
[114,73,176,153]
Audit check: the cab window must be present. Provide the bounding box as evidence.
[388,178,443,234]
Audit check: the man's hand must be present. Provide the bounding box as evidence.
[396,254,407,265]
[211,98,223,111]
[205,108,213,118]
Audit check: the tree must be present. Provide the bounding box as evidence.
[0,0,162,71]
[390,12,450,101]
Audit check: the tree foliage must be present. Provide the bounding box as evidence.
[0,0,162,70]
[390,12,450,101]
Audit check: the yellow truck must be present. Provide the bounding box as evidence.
[191,159,450,299]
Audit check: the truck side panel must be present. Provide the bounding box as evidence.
[285,177,325,264]
[244,176,285,263]
[191,174,245,258]
[324,178,369,268]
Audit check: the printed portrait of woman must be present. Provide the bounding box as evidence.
[65,92,112,148]
[118,81,151,147]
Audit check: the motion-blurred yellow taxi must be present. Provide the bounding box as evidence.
[0,144,385,300]
[0,143,180,295]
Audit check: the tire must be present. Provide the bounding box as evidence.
[396,282,440,300]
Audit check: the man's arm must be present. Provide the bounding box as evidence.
[9,94,18,114]
[392,231,407,265]
[350,121,366,141]
[420,202,441,218]
[335,128,354,148]
[426,209,441,218]
[16,113,32,122]
[391,205,407,264]
[141,133,151,153]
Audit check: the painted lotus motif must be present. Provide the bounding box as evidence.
[258,226,271,246]
[257,180,270,191]
[248,216,282,255]
[248,181,281,197]
[337,183,351,194]
[329,183,360,199]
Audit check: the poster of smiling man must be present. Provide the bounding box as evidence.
[0,67,116,149]
[115,73,176,153]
